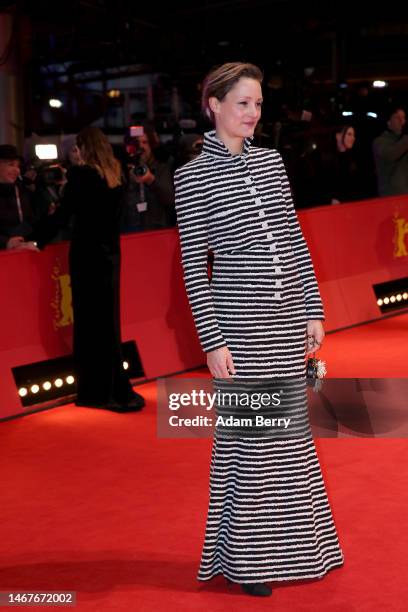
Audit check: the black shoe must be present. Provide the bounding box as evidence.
[75,396,144,412]
[104,400,144,413]
[241,583,272,597]
[124,392,145,410]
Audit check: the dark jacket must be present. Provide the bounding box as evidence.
[35,164,124,255]
[373,130,408,196]
[0,181,35,249]
[320,148,365,204]
[122,157,175,231]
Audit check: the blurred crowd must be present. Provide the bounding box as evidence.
[2,104,408,251]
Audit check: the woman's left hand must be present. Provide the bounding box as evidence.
[306,320,325,355]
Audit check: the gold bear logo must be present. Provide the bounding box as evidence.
[51,259,73,329]
[393,214,408,258]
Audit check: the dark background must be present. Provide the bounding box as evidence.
[2,1,408,135]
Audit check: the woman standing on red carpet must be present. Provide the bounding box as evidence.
[36,127,145,413]
[174,62,344,597]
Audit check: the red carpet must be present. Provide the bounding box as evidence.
[0,313,407,611]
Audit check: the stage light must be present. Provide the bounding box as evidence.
[13,340,143,409]
[342,111,353,117]
[35,144,58,160]
[49,98,63,108]
[367,112,378,119]
[123,361,129,370]
[107,89,121,98]
[30,384,40,394]
[374,278,408,313]
[373,80,387,88]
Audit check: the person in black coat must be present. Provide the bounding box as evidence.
[36,127,145,413]
[0,144,39,251]
[319,124,367,204]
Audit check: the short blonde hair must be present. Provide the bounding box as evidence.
[201,62,263,124]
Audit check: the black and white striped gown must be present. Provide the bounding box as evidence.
[174,130,344,584]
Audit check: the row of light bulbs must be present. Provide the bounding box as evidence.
[377,293,408,306]
[19,376,75,397]
[18,362,130,398]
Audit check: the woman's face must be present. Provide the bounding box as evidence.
[209,77,263,139]
[343,127,355,149]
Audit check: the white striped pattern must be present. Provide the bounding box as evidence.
[174,130,344,584]
[174,129,324,356]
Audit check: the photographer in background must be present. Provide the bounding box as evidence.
[33,164,67,215]
[373,105,408,196]
[0,145,38,251]
[122,124,175,231]
[31,163,71,242]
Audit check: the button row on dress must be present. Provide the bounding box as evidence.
[258,211,279,254]
[244,177,252,185]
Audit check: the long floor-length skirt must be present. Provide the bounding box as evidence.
[197,251,344,583]
[70,246,136,405]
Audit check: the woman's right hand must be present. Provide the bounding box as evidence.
[207,346,236,379]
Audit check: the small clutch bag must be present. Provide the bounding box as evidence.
[306,352,327,391]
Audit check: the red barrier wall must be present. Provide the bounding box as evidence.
[301,195,408,329]
[0,229,203,420]
[1,196,408,419]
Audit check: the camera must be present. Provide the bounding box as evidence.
[39,164,66,185]
[132,163,148,176]
[125,125,149,176]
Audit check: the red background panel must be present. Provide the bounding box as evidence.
[303,196,408,329]
[1,196,408,419]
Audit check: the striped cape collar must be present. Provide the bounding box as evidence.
[202,129,253,158]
